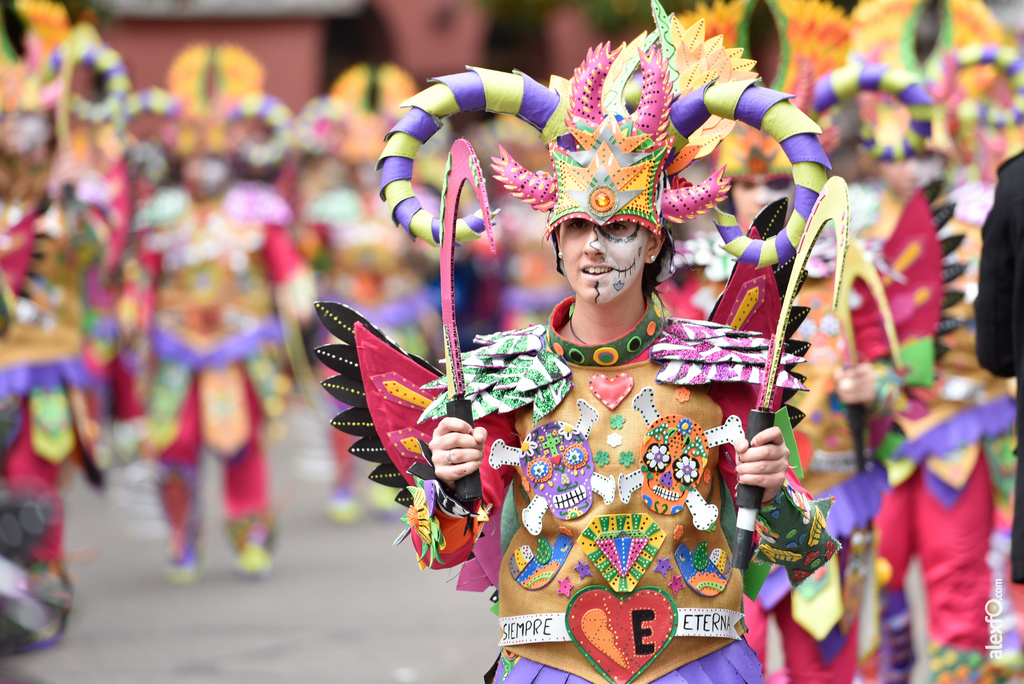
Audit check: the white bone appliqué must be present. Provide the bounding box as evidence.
[574,399,600,439]
[617,469,644,503]
[705,414,744,448]
[632,387,661,427]
[686,488,719,531]
[489,439,523,468]
[522,494,549,536]
[591,472,616,505]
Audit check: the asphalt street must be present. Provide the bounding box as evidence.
[0,404,934,684]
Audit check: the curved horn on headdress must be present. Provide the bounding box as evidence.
[945,44,1024,130]
[630,46,673,142]
[490,145,558,212]
[813,62,933,161]
[671,80,832,267]
[48,38,133,131]
[662,166,731,223]
[228,92,293,170]
[127,87,181,119]
[566,42,621,129]
[378,66,566,245]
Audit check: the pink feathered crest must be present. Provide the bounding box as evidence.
[492,42,728,225]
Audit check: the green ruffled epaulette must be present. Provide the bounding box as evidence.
[421,325,573,424]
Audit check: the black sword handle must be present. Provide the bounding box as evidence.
[447,398,482,502]
[733,409,775,571]
[848,403,867,472]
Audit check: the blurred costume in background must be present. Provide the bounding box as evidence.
[746,56,947,683]
[679,4,914,681]
[846,1,1021,679]
[64,41,139,467]
[671,0,848,322]
[0,0,128,650]
[293,62,442,523]
[316,4,853,682]
[468,116,571,331]
[132,43,311,583]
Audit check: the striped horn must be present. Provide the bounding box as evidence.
[671,79,832,267]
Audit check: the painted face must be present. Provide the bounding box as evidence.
[639,415,710,516]
[557,218,656,305]
[876,158,918,203]
[730,178,793,228]
[184,155,231,199]
[1,113,52,157]
[521,420,595,520]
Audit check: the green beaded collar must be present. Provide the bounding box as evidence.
[546,296,665,366]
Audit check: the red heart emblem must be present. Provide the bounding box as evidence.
[588,373,634,410]
[566,586,677,684]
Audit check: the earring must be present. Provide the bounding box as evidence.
[558,251,564,259]
[650,255,657,262]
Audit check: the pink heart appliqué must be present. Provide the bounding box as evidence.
[589,373,634,410]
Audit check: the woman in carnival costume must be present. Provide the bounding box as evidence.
[844,1,1019,680]
[293,62,442,523]
[133,43,312,583]
[316,3,851,681]
[0,0,128,650]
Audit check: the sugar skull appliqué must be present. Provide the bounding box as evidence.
[490,399,614,535]
[631,388,743,526]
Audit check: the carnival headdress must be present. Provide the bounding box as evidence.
[691,0,849,181]
[294,62,417,164]
[930,44,1024,181]
[47,36,132,131]
[379,5,833,272]
[814,62,935,161]
[0,0,69,114]
[850,0,1009,77]
[163,43,290,167]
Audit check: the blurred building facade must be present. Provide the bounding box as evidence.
[99,0,604,113]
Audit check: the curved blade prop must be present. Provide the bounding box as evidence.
[438,138,495,502]
[439,138,495,399]
[756,176,851,411]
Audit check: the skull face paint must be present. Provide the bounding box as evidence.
[557,219,651,304]
[0,113,52,157]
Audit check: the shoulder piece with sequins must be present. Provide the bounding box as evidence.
[421,325,573,424]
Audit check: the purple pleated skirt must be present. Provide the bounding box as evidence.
[495,639,762,683]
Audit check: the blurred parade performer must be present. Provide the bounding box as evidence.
[743,55,947,682]
[315,3,854,681]
[293,62,441,523]
[0,0,128,650]
[670,0,846,321]
[675,3,921,681]
[468,116,571,330]
[847,0,1021,679]
[65,43,139,466]
[133,43,311,583]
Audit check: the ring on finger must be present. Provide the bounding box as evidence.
[446,451,453,465]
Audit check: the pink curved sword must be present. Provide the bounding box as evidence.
[438,138,495,501]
